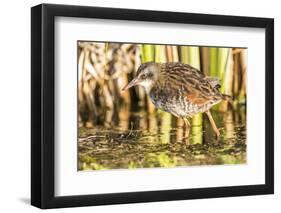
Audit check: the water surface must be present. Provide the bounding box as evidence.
[78,109,246,170]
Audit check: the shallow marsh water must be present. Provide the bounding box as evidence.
[78,108,246,170]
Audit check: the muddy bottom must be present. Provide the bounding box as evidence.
[78,109,246,170]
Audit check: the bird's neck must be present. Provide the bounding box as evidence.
[139,80,156,94]
[143,83,154,94]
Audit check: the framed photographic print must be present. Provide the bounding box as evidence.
[31,3,274,209]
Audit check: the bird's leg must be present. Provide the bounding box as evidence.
[182,117,190,138]
[205,110,220,138]
[183,117,190,128]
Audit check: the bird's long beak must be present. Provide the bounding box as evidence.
[121,78,140,91]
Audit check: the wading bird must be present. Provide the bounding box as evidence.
[122,62,231,138]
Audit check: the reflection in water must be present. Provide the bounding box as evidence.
[78,107,246,170]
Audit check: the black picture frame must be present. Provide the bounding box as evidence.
[31,3,274,209]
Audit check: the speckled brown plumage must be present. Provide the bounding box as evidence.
[122,62,231,137]
[151,62,226,116]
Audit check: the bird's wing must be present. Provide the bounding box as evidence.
[161,62,222,106]
[185,89,213,106]
[163,62,206,78]
[183,77,222,106]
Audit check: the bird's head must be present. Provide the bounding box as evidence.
[122,62,159,93]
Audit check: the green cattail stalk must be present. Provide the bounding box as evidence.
[200,47,210,75]
[180,46,203,144]
[209,47,218,77]
[141,45,155,62]
[140,44,156,113]
[155,45,171,143]
[210,47,230,111]
[217,48,230,111]
[217,48,229,95]
[238,49,247,104]
[155,45,167,63]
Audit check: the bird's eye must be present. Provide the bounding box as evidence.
[140,72,153,79]
[140,74,147,79]
[147,72,153,78]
